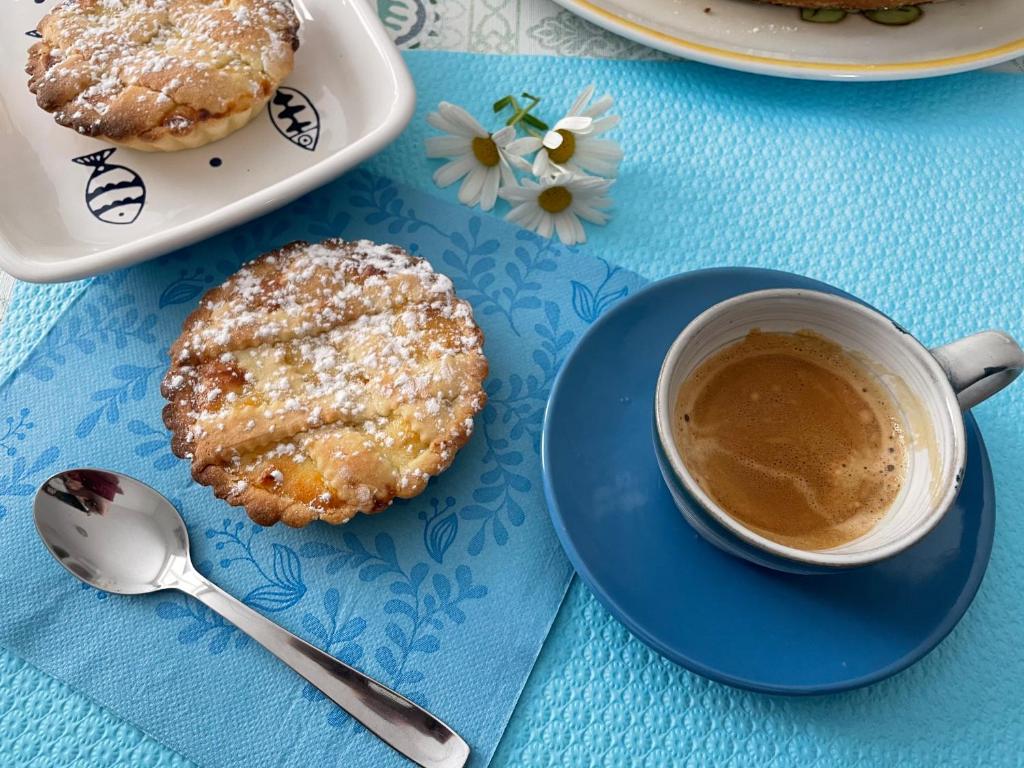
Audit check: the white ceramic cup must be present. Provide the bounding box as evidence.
[653,289,1024,572]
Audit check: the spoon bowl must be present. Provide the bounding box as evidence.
[34,469,189,594]
[33,467,470,768]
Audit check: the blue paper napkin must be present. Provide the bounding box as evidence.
[0,170,645,767]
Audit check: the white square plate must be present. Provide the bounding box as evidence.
[0,0,415,282]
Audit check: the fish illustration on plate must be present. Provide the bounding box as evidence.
[268,87,320,151]
[72,148,146,225]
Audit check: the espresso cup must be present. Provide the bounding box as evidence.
[653,289,1024,573]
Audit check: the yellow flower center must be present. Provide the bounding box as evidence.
[538,186,573,214]
[471,136,501,167]
[546,129,576,165]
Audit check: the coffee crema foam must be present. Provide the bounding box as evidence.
[673,330,908,551]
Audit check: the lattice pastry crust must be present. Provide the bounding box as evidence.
[27,0,299,151]
[162,239,488,527]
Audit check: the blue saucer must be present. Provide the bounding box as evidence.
[542,268,994,695]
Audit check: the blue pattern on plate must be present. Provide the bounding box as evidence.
[0,170,644,768]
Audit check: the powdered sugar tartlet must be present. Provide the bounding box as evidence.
[161,239,489,527]
[26,0,300,152]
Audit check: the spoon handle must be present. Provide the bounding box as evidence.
[175,567,469,768]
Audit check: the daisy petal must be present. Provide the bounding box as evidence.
[491,125,517,146]
[580,160,620,178]
[506,201,538,226]
[574,143,624,177]
[583,94,614,119]
[554,212,581,245]
[500,185,536,203]
[567,84,596,116]
[459,165,489,206]
[433,155,476,188]
[505,202,526,221]
[438,102,487,138]
[513,209,544,236]
[532,152,553,178]
[479,168,501,211]
[536,213,554,239]
[573,203,609,226]
[570,175,614,196]
[506,136,542,155]
[426,110,467,137]
[554,116,593,134]
[498,158,520,186]
[542,131,564,150]
[570,212,587,245]
[579,138,623,161]
[425,135,472,158]
[505,153,533,175]
[590,115,620,134]
[524,207,546,230]
[574,213,588,243]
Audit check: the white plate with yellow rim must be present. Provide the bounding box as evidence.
[551,0,1024,80]
[0,0,414,283]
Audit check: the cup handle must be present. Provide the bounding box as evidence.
[930,331,1024,411]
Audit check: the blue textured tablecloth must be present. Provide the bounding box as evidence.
[2,50,1024,766]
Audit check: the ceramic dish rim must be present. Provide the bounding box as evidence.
[551,0,1024,81]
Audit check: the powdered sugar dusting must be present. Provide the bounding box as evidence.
[162,239,488,527]
[28,0,299,140]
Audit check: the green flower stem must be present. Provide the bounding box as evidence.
[493,92,549,136]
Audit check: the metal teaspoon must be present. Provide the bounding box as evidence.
[33,468,470,768]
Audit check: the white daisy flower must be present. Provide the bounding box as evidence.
[524,84,624,179]
[425,102,532,211]
[500,173,613,246]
